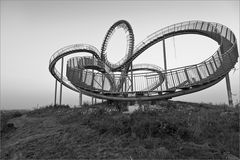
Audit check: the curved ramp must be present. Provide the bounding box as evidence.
[49,20,239,101]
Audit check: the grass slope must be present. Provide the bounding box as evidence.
[0,101,239,159]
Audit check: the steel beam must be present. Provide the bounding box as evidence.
[54,79,58,106]
[131,63,133,92]
[102,75,104,103]
[59,57,64,105]
[163,39,168,90]
[225,73,233,107]
[79,91,82,107]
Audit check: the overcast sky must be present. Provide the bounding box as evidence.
[1,0,239,109]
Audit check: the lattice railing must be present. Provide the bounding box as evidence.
[50,20,238,99]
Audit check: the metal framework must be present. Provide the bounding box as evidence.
[49,20,239,104]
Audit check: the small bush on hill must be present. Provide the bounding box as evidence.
[27,104,70,117]
[1,111,23,133]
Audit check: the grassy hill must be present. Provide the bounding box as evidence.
[0,101,239,159]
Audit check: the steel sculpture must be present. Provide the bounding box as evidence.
[49,20,239,105]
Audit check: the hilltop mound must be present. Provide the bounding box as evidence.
[0,101,239,159]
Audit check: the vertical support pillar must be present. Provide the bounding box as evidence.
[176,71,181,85]
[146,78,149,95]
[171,72,176,87]
[225,73,233,107]
[212,56,218,69]
[84,71,88,83]
[91,72,95,87]
[204,62,211,76]
[131,63,134,92]
[125,75,127,92]
[102,74,104,103]
[184,68,190,83]
[218,42,233,107]
[92,55,94,105]
[54,79,58,106]
[163,39,168,90]
[195,65,202,80]
[163,39,167,71]
[91,55,95,87]
[59,57,64,105]
[79,91,82,107]
[134,76,136,92]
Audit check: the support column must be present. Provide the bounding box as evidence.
[219,42,233,107]
[102,75,104,103]
[54,79,58,106]
[134,76,136,91]
[146,78,149,95]
[163,39,168,90]
[59,57,64,105]
[131,63,133,92]
[124,74,127,92]
[91,55,94,105]
[79,91,82,107]
[225,73,233,107]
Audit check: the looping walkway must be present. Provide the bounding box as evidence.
[49,20,239,101]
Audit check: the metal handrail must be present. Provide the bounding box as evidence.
[49,20,239,101]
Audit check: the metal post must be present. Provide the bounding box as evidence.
[59,57,64,105]
[212,56,218,70]
[163,39,167,71]
[124,75,127,92]
[92,55,94,105]
[225,73,233,107]
[176,71,181,85]
[54,79,58,106]
[163,39,168,90]
[218,42,233,107]
[196,65,202,80]
[102,75,104,103]
[79,91,82,107]
[131,63,133,92]
[184,68,190,83]
[91,55,95,87]
[204,62,211,76]
[171,72,176,87]
[134,76,136,91]
[146,78,149,95]
[91,72,95,87]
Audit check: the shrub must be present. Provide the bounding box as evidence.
[1,111,22,133]
[27,104,70,117]
[82,102,91,108]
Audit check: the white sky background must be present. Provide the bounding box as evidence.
[1,0,239,109]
